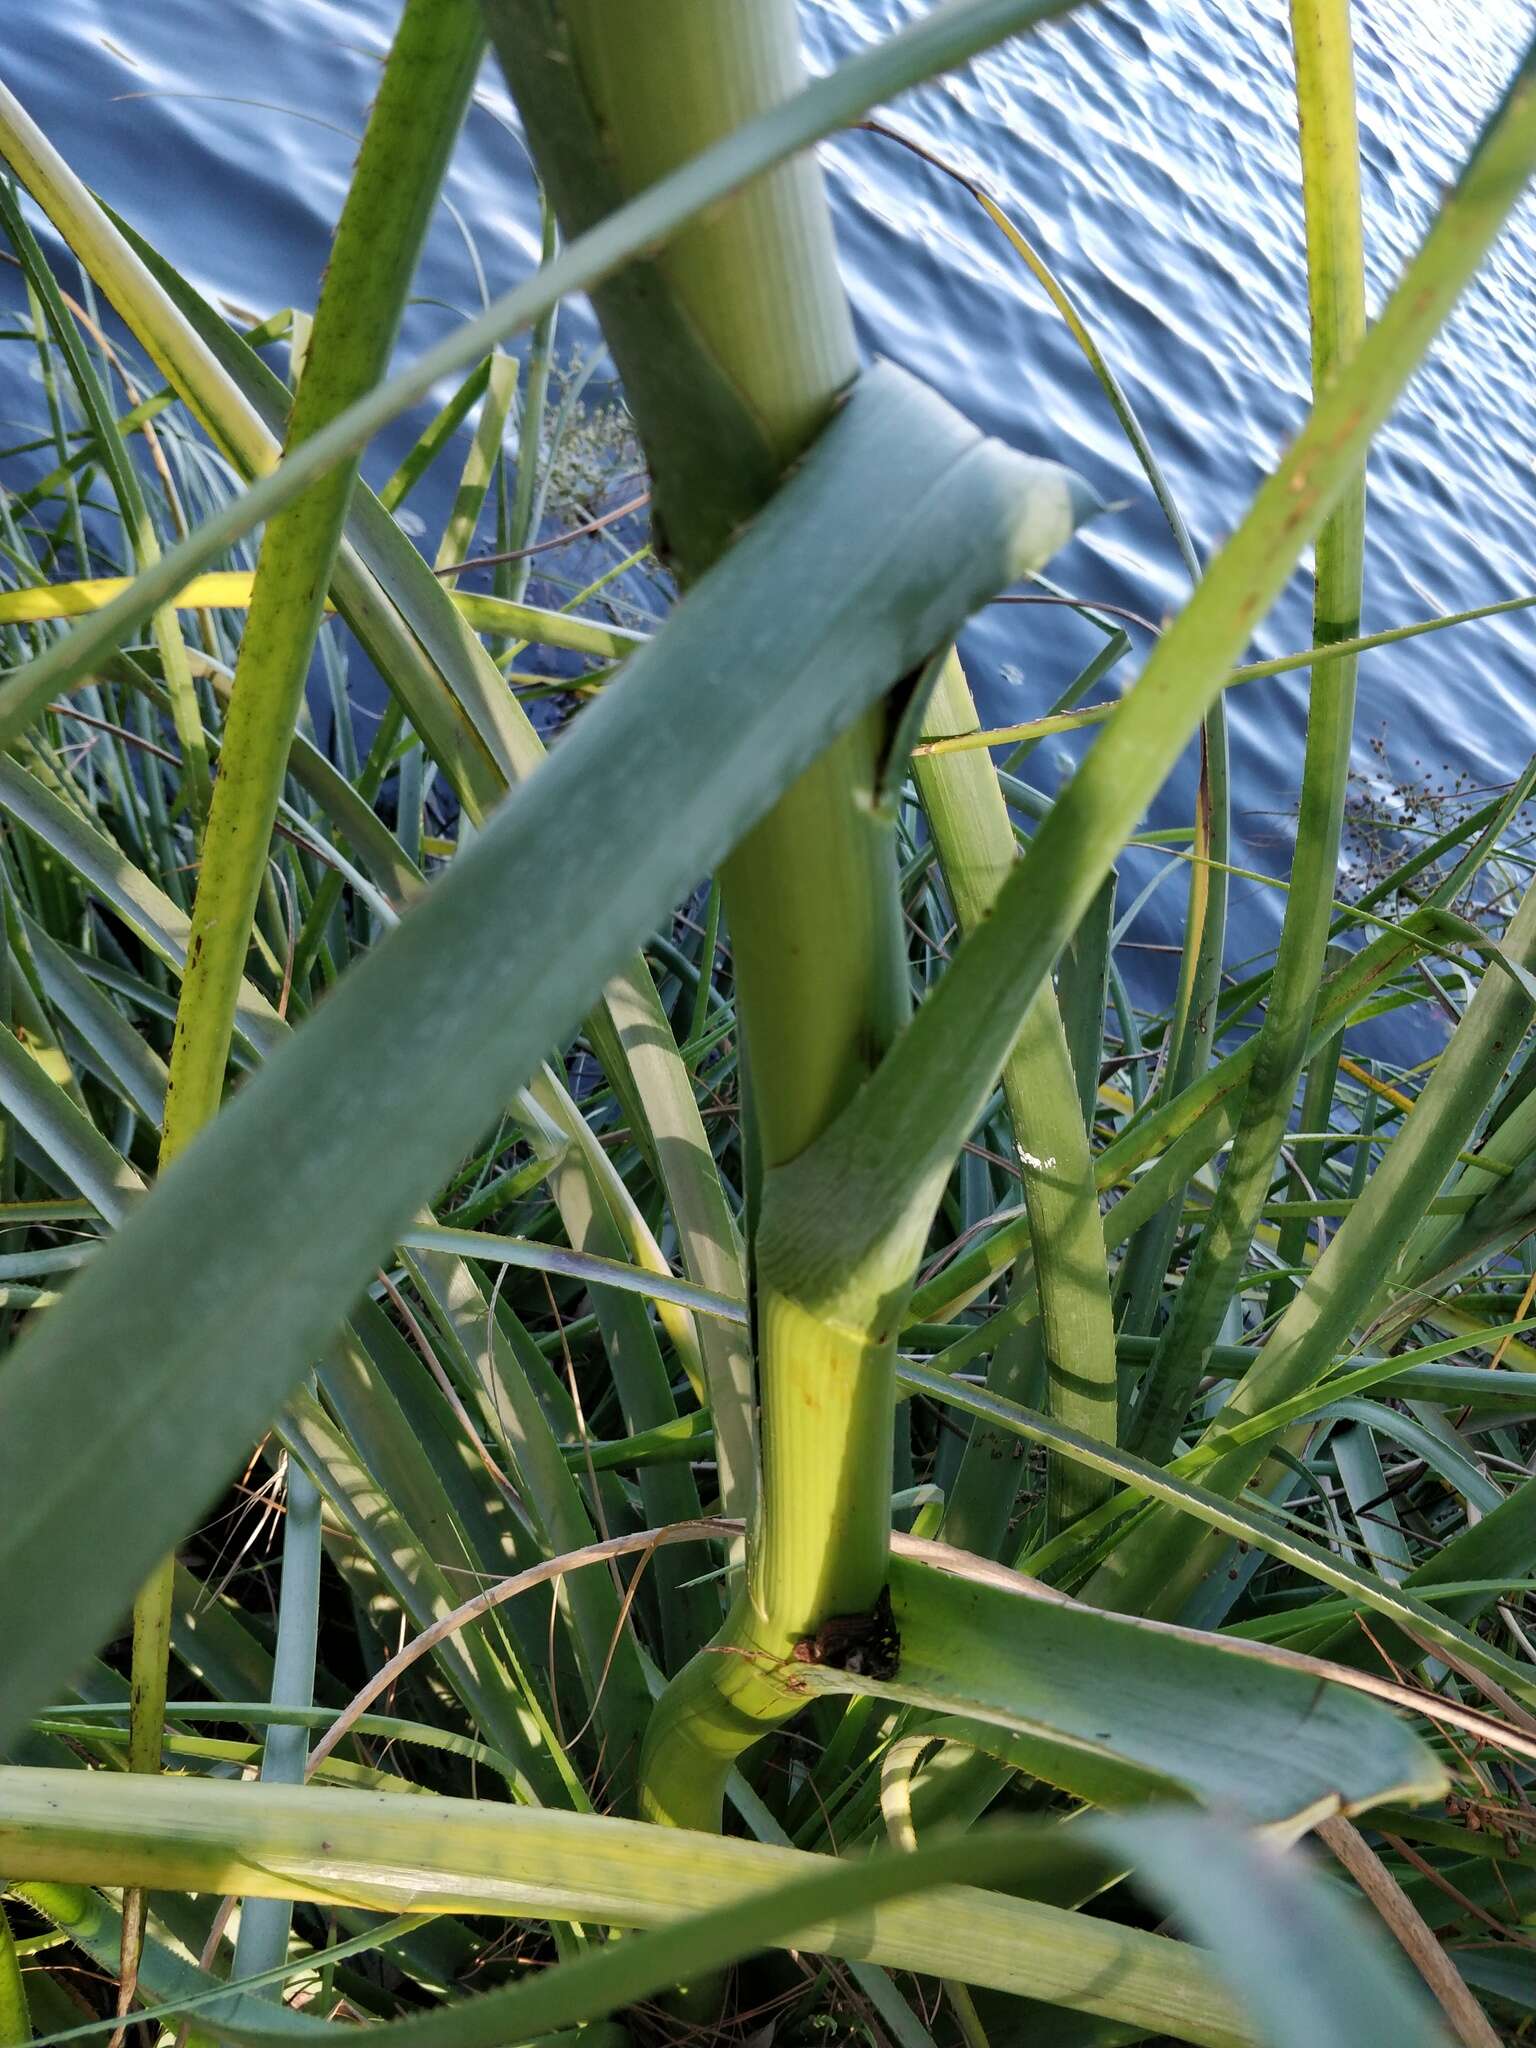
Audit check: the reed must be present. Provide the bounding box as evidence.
[0,3,1533,2043]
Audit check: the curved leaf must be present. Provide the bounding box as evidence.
[798,1553,1444,1825]
[0,1774,1448,2048]
[0,362,1091,1745]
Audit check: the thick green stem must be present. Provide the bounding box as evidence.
[125,1560,176,1765]
[723,727,908,1171]
[640,1252,908,1831]
[482,0,899,1163]
[480,0,907,1822]
[116,1544,175,2027]
[481,0,856,580]
[749,1291,899,1638]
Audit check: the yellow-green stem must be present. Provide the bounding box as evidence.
[164,0,483,1127]
[723,727,908,1171]
[479,0,908,1824]
[119,0,483,2016]
[749,1292,898,1638]
[634,1290,903,1831]
[913,654,1116,1536]
[1123,0,1368,1470]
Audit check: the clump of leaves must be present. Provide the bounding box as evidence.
[0,6,1533,2048]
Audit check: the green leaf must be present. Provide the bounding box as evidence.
[1100,1809,1449,2048]
[0,1016,143,1222]
[900,1359,1536,1709]
[0,361,1090,1747]
[1125,0,1369,1464]
[0,1773,1448,2048]
[400,1223,747,1324]
[798,1553,1444,1825]
[0,1771,1224,2046]
[162,0,484,1144]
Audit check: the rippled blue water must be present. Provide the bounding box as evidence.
[4,0,1534,972]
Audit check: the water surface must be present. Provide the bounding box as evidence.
[4,0,1533,974]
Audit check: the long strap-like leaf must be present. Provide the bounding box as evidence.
[1127,0,1370,1466]
[165,0,482,1136]
[147,0,486,2000]
[0,363,1086,1747]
